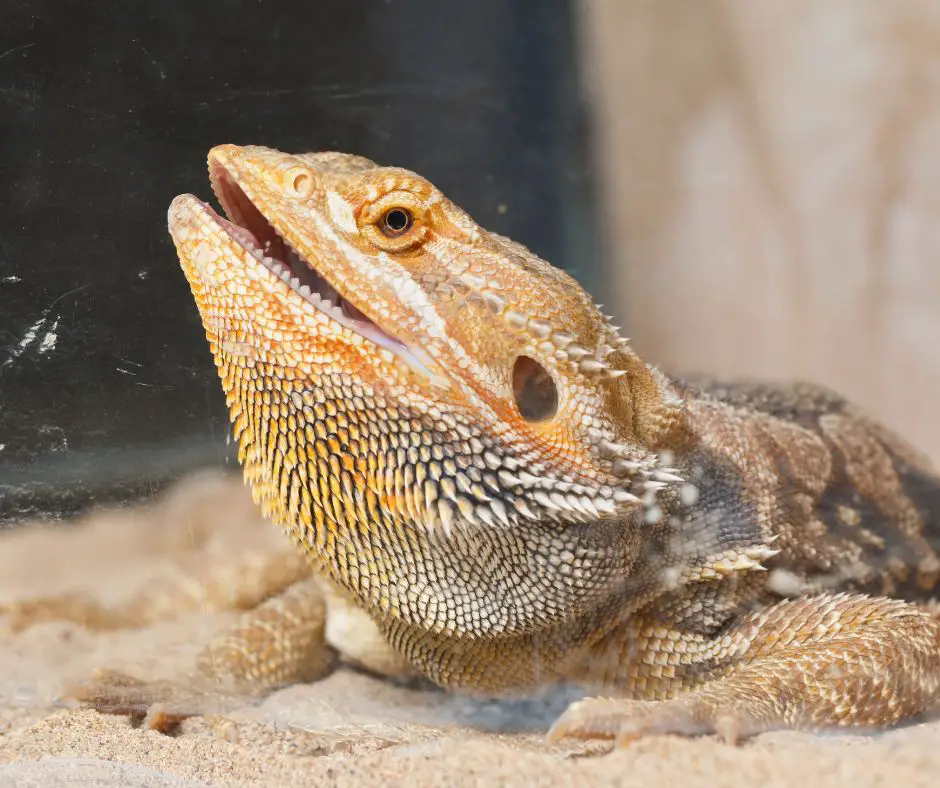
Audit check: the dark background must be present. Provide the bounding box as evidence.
[0,0,599,523]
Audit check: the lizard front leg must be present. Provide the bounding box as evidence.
[550,593,940,745]
[69,574,414,731]
[68,574,335,730]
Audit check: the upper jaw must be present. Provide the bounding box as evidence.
[168,147,450,388]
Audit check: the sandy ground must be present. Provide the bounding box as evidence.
[1,472,939,787]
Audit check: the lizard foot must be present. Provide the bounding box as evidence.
[63,668,219,733]
[63,576,337,732]
[547,694,761,747]
[549,595,940,747]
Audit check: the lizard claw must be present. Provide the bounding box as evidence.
[63,668,219,733]
[547,695,748,747]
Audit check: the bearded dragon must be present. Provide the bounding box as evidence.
[76,144,940,745]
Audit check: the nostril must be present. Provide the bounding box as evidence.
[286,167,314,198]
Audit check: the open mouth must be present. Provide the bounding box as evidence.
[206,163,420,364]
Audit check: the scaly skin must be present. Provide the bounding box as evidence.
[80,145,940,743]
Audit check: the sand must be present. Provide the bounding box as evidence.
[1,471,938,787]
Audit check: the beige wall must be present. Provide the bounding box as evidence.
[578,0,940,461]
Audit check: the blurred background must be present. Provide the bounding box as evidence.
[3,0,940,523]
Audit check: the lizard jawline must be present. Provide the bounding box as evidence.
[206,165,441,380]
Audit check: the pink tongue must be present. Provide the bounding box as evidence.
[342,299,370,322]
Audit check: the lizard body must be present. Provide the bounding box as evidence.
[102,145,940,743]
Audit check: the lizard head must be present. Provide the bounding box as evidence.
[169,144,690,640]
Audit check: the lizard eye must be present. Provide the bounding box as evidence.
[512,356,558,422]
[359,192,428,251]
[380,207,414,237]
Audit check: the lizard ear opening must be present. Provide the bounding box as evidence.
[512,356,558,422]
